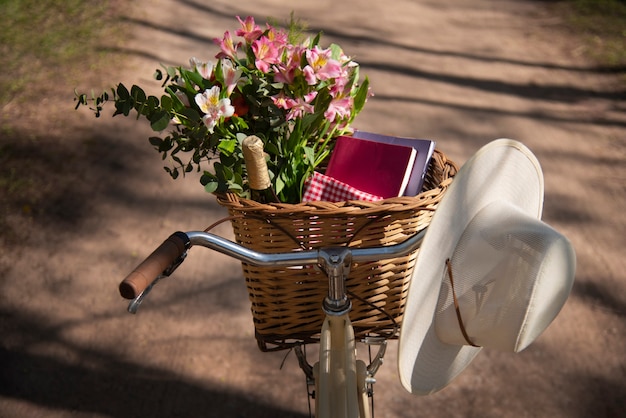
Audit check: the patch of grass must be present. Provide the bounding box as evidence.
[558,0,626,69]
[0,0,129,245]
[0,0,127,106]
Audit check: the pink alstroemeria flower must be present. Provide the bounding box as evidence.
[236,16,263,42]
[252,36,279,73]
[284,92,317,121]
[265,24,288,47]
[304,46,343,82]
[271,91,296,110]
[324,97,352,122]
[221,60,243,96]
[195,86,235,132]
[214,31,239,60]
[273,45,304,84]
[302,66,317,85]
[273,63,296,84]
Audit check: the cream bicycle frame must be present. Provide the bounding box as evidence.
[315,313,370,418]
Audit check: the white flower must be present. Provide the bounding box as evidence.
[194,86,235,132]
[190,57,214,79]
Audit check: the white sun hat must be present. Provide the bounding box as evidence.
[398,138,576,396]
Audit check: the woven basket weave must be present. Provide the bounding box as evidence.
[216,149,457,351]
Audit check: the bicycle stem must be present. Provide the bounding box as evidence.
[318,247,353,315]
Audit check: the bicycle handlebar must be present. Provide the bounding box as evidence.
[119,228,427,300]
[119,232,189,299]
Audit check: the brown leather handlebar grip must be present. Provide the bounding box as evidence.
[119,232,189,299]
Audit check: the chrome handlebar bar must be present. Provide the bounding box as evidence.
[125,228,427,313]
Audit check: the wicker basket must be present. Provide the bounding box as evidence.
[216,149,457,351]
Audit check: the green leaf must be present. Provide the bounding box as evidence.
[182,68,204,87]
[204,181,219,193]
[314,148,331,166]
[120,99,133,117]
[213,162,225,181]
[165,166,180,179]
[166,87,187,110]
[217,139,237,156]
[130,85,146,103]
[172,155,184,167]
[227,173,244,192]
[286,123,303,152]
[329,43,343,60]
[160,94,173,111]
[116,83,129,99]
[303,146,315,166]
[310,32,322,48]
[221,163,234,179]
[166,66,178,78]
[148,136,162,147]
[233,171,244,187]
[219,151,236,167]
[150,111,171,131]
[265,141,280,156]
[179,107,201,123]
[275,174,285,195]
[353,77,369,113]
[200,171,217,184]
[147,95,159,109]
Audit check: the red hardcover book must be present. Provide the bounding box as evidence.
[353,130,435,196]
[325,135,417,199]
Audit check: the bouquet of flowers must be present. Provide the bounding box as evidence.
[76,15,371,203]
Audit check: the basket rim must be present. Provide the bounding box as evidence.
[215,148,458,216]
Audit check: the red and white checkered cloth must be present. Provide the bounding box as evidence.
[302,171,384,202]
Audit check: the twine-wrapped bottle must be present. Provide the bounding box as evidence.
[242,135,280,203]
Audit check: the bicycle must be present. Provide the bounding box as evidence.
[118,139,576,417]
[117,143,454,418]
[120,227,429,418]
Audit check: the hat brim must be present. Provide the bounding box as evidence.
[398,139,544,395]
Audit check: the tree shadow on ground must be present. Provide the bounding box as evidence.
[0,336,306,418]
[0,120,309,416]
[0,122,217,246]
[0,349,306,418]
[0,127,130,240]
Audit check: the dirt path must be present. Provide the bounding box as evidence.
[1,0,624,417]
